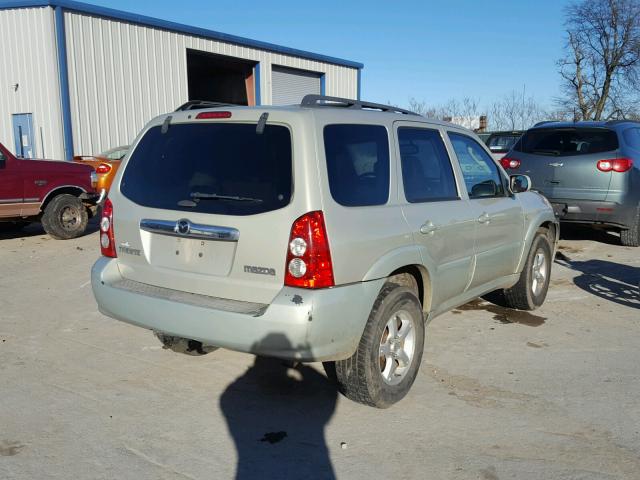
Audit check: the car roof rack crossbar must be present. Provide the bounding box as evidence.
[175,100,239,111]
[301,95,419,116]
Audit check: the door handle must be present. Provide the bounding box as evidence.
[420,221,438,235]
[477,212,491,224]
[548,162,564,167]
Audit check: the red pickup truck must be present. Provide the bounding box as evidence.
[0,142,100,239]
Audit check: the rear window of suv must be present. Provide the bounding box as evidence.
[514,128,618,156]
[121,123,292,216]
[324,124,390,207]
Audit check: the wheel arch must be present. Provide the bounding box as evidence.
[516,212,559,273]
[362,245,434,312]
[41,186,86,211]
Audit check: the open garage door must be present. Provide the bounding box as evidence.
[271,66,321,105]
[187,50,257,106]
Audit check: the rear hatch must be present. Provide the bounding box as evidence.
[512,127,618,201]
[110,113,302,305]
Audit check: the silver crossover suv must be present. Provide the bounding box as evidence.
[92,95,558,407]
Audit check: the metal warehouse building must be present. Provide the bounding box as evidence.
[0,0,363,161]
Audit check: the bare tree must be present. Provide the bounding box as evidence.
[489,88,547,130]
[558,0,640,120]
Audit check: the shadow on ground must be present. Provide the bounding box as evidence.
[556,255,639,309]
[559,223,622,246]
[0,216,99,240]
[220,334,338,480]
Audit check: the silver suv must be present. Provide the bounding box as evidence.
[91,95,558,408]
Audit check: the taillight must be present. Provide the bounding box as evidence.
[96,163,112,174]
[196,111,232,119]
[500,157,521,169]
[597,158,633,173]
[284,211,334,289]
[100,199,117,258]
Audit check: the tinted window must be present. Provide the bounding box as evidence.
[487,134,521,153]
[514,128,618,156]
[623,128,640,151]
[121,123,292,216]
[0,150,5,168]
[448,132,506,198]
[324,124,390,206]
[398,127,458,202]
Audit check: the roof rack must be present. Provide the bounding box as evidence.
[175,100,238,111]
[533,121,555,127]
[605,119,640,125]
[301,95,419,116]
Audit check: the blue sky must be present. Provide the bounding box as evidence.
[89,0,570,109]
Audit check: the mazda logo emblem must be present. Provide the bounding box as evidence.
[176,219,191,235]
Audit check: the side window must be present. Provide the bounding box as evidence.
[0,150,6,169]
[324,124,390,207]
[398,127,458,202]
[448,132,506,199]
[623,128,640,151]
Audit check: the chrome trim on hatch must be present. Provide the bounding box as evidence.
[140,218,239,242]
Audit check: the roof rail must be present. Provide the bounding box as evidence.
[533,120,555,127]
[301,95,419,116]
[175,100,239,111]
[606,119,640,126]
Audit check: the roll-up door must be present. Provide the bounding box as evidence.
[271,66,321,105]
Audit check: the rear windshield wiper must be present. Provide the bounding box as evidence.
[189,192,263,203]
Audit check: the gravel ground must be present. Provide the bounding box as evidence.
[1,222,639,480]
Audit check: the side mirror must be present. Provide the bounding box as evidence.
[510,174,531,193]
[471,180,498,197]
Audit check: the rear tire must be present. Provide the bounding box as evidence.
[620,207,640,247]
[332,283,425,408]
[41,194,88,240]
[502,229,553,310]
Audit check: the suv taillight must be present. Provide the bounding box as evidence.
[284,211,334,289]
[500,157,521,169]
[597,158,633,173]
[100,199,117,258]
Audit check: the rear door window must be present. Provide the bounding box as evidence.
[398,127,458,202]
[514,128,618,156]
[324,124,390,206]
[121,123,292,216]
[448,132,506,198]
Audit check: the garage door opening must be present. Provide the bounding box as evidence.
[272,65,321,105]
[187,50,257,106]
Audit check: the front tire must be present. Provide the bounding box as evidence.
[41,194,89,240]
[332,283,425,408]
[503,229,553,310]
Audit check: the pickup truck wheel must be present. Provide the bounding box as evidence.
[620,207,639,247]
[332,283,425,408]
[41,194,89,240]
[503,229,552,310]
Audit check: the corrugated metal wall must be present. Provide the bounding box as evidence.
[64,11,359,155]
[0,7,64,159]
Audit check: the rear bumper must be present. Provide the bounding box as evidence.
[550,199,636,229]
[91,257,385,362]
